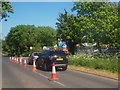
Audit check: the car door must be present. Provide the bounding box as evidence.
[39,51,46,66]
[28,53,33,63]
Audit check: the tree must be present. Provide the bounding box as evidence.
[0,1,13,21]
[56,10,80,54]
[72,2,119,51]
[56,2,119,54]
[4,25,56,56]
[5,25,36,55]
[35,26,57,47]
[2,39,9,51]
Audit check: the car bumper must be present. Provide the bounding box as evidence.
[55,64,67,67]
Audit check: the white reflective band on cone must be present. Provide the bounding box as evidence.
[33,60,36,66]
[19,58,21,62]
[24,59,26,63]
[52,65,56,74]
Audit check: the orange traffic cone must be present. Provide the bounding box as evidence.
[32,60,36,71]
[24,58,27,68]
[11,57,13,62]
[14,57,16,63]
[16,57,19,64]
[12,57,14,62]
[49,62,58,81]
[9,56,11,61]
[19,57,22,65]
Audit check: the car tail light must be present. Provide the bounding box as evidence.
[49,56,53,60]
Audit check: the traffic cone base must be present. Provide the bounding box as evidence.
[19,62,22,65]
[14,58,16,63]
[15,58,17,63]
[12,57,14,62]
[32,66,36,71]
[24,59,27,68]
[14,60,16,63]
[16,59,19,64]
[24,63,27,67]
[49,73,58,81]
[19,58,22,65]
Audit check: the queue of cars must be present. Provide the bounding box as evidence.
[28,49,68,71]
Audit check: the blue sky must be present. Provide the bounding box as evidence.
[2,2,74,39]
[2,1,119,39]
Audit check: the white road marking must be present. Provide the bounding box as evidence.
[53,81,65,87]
[34,71,48,79]
[18,63,65,87]
[34,71,65,87]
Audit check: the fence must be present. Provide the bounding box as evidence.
[75,46,120,56]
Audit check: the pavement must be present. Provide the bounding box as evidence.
[2,56,119,89]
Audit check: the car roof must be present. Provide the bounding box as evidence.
[44,49,64,51]
[33,52,41,53]
[32,52,41,54]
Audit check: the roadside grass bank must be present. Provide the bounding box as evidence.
[68,54,119,80]
[2,51,8,56]
[68,65,118,80]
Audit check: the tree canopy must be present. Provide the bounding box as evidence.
[0,1,13,21]
[56,2,119,54]
[4,25,56,56]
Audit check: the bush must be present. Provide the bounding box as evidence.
[2,51,8,56]
[21,52,30,57]
[68,54,118,72]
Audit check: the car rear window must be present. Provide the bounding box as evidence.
[34,53,40,56]
[50,51,66,56]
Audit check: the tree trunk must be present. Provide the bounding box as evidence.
[68,41,75,55]
[97,41,102,53]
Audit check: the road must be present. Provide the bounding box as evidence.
[2,56,119,88]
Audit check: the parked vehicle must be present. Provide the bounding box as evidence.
[28,52,41,65]
[36,50,68,71]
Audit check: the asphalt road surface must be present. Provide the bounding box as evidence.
[2,56,119,88]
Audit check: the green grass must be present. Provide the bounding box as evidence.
[68,54,118,73]
[2,51,8,56]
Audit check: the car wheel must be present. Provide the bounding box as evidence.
[36,61,39,69]
[30,61,32,65]
[28,61,30,65]
[43,63,48,71]
[62,65,67,71]
[28,60,31,65]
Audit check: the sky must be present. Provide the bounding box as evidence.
[2,2,74,39]
[1,1,120,39]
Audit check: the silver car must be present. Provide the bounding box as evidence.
[28,52,41,65]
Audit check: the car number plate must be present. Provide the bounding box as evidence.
[57,58,63,60]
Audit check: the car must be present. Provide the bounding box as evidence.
[28,52,41,65]
[36,50,68,71]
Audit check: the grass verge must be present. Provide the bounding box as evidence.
[68,65,118,80]
[68,54,119,80]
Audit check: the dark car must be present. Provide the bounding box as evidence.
[36,50,68,71]
[28,52,41,65]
